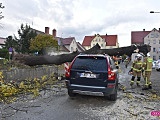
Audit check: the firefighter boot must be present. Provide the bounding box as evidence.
[142,78,149,90]
[142,85,149,90]
[136,81,140,87]
[130,80,134,87]
[148,84,152,89]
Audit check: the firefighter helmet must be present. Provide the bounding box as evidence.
[147,53,150,57]
[136,54,142,60]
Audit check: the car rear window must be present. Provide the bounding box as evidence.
[72,56,108,71]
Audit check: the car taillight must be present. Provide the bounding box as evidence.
[65,66,71,78]
[108,64,116,80]
[108,71,116,80]
[65,58,76,78]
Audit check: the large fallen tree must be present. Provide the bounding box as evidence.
[13,43,151,66]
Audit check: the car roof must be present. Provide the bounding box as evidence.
[77,54,110,57]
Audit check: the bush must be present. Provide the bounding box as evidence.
[0,48,9,59]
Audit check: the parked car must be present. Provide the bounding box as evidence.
[152,60,157,69]
[65,54,119,101]
[155,59,160,71]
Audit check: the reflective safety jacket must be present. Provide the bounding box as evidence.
[131,60,143,72]
[143,57,153,71]
[115,61,118,66]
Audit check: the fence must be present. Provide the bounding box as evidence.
[1,65,65,82]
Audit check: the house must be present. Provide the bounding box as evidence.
[58,37,78,53]
[131,28,160,60]
[82,34,119,50]
[45,27,85,53]
[76,42,86,52]
[0,37,6,49]
[31,27,85,54]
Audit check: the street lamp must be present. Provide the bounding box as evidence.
[150,11,160,13]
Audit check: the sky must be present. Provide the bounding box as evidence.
[1,0,160,47]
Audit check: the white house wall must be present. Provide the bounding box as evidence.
[69,39,78,52]
[144,29,160,60]
[91,36,106,49]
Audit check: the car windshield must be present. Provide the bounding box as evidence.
[72,56,108,71]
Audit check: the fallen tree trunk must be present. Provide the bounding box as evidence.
[13,43,151,66]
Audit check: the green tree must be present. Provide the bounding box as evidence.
[30,34,58,55]
[17,23,37,53]
[0,48,8,59]
[4,36,18,49]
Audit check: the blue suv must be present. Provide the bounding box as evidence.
[65,54,119,101]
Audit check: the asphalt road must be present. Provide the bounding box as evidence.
[1,63,160,120]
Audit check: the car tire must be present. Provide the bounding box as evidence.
[68,90,76,97]
[108,84,118,101]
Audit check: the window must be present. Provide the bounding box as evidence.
[148,40,150,44]
[101,44,103,47]
[71,47,73,52]
[151,33,154,38]
[153,48,156,52]
[153,56,156,60]
[153,39,156,44]
[72,56,108,71]
[155,33,159,38]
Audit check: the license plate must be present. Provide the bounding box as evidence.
[80,73,96,78]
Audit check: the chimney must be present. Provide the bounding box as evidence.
[45,27,49,34]
[143,29,145,31]
[159,28,160,31]
[52,29,56,37]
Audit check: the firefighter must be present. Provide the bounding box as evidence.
[124,57,129,68]
[142,53,153,90]
[130,54,143,87]
[112,55,119,69]
[115,60,119,69]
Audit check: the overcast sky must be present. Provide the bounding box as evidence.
[1,0,160,47]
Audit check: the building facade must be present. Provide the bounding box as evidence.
[143,28,160,60]
[0,37,6,48]
[82,34,119,50]
[131,28,160,60]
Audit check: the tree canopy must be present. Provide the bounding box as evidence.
[4,24,37,54]
[4,36,18,49]
[29,34,58,55]
[16,24,37,53]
